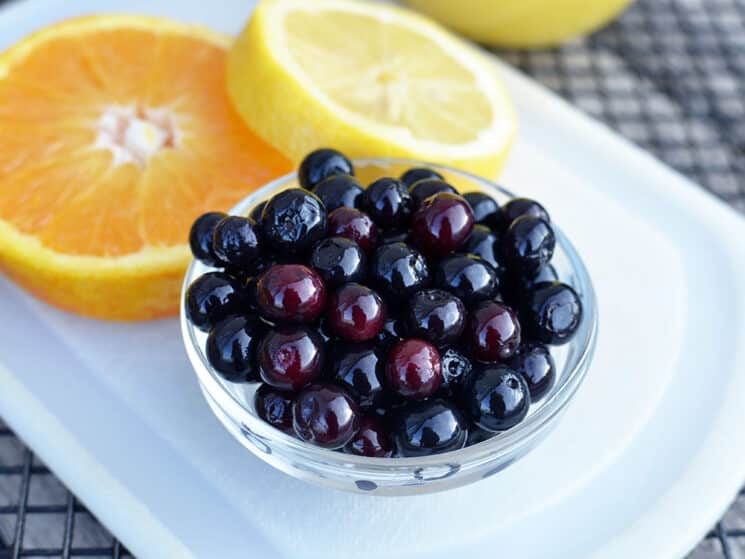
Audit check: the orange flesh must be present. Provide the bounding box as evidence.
[0,27,292,257]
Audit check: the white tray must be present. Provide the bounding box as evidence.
[1,1,744,557]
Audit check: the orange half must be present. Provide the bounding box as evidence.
[0,15,291,320]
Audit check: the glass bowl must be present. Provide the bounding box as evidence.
[180,158,598,496]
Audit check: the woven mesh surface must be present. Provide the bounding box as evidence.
[0,0,743,557]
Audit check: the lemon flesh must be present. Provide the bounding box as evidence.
[228,0,516,178]
[404,0,633,48]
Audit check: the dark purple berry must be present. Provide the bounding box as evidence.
[346,416,393,457]
[189,212,225,265]
[362,177,413,228]
[261,188,327,254]
[185,271,245,331]
[386,339,442,400]
[206,315,265,382]
[212,216,262,269]
[255,384,294,433]
[399,167,444,188]
[370,242,430,302]
[311,174,364,211]
[409,179,457,207]
[404,289,465,347]
[461,365,530,432]
[522,281,582,344]
[256,264,327,323]
[327,207,378,253]
[501,216,555,274]
[465,224,500,269]
[464,192,499,228]
[466,301,521,362]
[497,198,550,231]
[330,343,385,409]
[393,399,467,456]
[327,283,385,342]
[412,193,474,256]
[507,343,556,400]
[298,148,354,190]
[249,201,266,223]
[292,384,360,448]
[439,348,473,397]
[258,326,324,390]
[310,237,366,287]
[434,254,497,305]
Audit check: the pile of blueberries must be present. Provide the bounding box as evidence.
[184,148,583,458]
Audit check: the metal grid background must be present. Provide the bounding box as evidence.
[0,0,743,557]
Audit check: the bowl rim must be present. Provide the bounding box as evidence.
[180,157,599,469]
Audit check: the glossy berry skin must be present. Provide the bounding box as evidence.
[249,201,266,224]
[346,416,393,457]
[311,174,364,211]
[298,148,354,190]
[261,188,327,254]
[464,192,500,228]
[497,198,550,231]
[206,316,265,382]
[501,264,558,307]
[405,289,466,347]
[189,212,226,265]
[393,399,468,457]
[185,272,245,332]
[501,216,555,274]
[212,216,262,269]
[254,384,294,433]
[466,301,521,362]
[464,224,500,270]
[409,179,457,207]
[507,343,556,400]
[439,348,473,397]
[434,254,498,305]
[370,242,430,302]
[330,343,385,409]
[327,207,378,253]
[386,339,442,400]
[256,264,327,323]
[461,365,530,432]
[375,314,405,348]
[258,326,324,390]
[522,281,582,345]
[327,283,386,342]
[310,237,366,287]
[399,167,444,188]
[412,193,474,256]
[292,384,360,449]
[362,177,414,229]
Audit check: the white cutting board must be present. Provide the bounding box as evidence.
[0,1,744,558]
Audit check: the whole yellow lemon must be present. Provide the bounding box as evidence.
[402,0,634,48]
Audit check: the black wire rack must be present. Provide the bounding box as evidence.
[0,0,743,558]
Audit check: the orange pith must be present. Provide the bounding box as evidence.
[0,16,292,320]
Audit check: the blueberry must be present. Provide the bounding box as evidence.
[434,254,498,305]
[255,384,294,433]
[409,179,457,207]
[404,289,466,347]
[386,339,442,400]
[212,216,262,269]
[293,384,360,448]
[497,198,550,231]
[399,167,444,188]
[258,326,324,390]
[370,242,430,302]
[412,193,474,256]
[393,399,468,457]
[206,315,265,382]
[311,174,364,211]
[461,365,530,432]
[522,281,582,344]
[464,224,500,270]
[439,348,473,397]
[327,207,378,253]
[466,301,521,362]
[362,177,414,228]
[345,415,393,457]
[500,216,555,274]
[249,201,266,224]
[507,343,556,400]
[464,192,500,228]
[256,264,327,323]
[261,188,327,254]
[327,283,386,342]
[330,342,386,409]
[189,212,226,265]
[298,148,354,190]
[185,271,245,331]
[310,236,366,287]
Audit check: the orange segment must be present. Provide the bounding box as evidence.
[0,15,292,319]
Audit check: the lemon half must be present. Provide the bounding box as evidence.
[227,0,516,178]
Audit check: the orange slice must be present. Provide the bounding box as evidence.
[0,15,291,320]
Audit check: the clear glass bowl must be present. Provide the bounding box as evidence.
[180,158,598,496]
